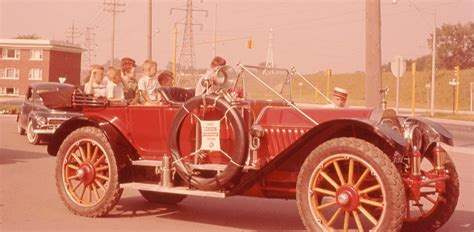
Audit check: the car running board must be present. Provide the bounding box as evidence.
[120,182,226,198]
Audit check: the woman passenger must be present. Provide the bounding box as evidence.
[120,57,139,105]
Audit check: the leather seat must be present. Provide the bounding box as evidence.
[157,87,195,105]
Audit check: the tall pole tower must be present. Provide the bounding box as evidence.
[65,20,81,44]
[84,26,98,68]
[365,0,382,108]
[263,28,275,74]
[171,0,208,84]
[147,0,153,60]
[104,0,125,66]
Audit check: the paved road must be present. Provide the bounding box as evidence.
[0,115,473,231]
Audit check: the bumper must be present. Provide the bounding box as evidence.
[33,125,60,134]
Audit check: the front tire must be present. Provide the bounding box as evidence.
[17,119,25,135]
[56,126,123,217]
[296,138,406,232]
[27,120,40,144]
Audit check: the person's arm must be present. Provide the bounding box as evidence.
[106,81,115,99]
[137,78,153,102]
[84,74,94,95]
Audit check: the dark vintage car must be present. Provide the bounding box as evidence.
[44,65,458,231]
[17,82,81,144]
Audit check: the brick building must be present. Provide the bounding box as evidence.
[0,39,83,96]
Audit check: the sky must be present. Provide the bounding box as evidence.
[1,0,473,73]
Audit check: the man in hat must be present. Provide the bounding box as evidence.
[332,87,348,108]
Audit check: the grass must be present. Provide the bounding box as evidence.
[0,104,19,114]
[420,112,474,122]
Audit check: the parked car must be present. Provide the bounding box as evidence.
[17,82,81,144]
[44,65,458,232]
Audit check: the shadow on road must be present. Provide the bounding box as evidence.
[110,196,305,231]
[0,148,50,165]
[439,210,474,231]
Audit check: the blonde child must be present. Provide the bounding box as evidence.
[106,67,125,101]
[138,60,159,105]
[84,64,107,97]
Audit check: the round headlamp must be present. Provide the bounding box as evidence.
[403,125,422,152]
[36,116,47,125]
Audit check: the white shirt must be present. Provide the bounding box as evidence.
[85,79,107,97]
[106,80,124,99]
[138,75,159,101]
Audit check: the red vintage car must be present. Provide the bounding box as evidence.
[46,65,458,232]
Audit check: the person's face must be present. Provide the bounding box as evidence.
[93,70,104,83]
[148,65,158,77]
[333,96,346,107]
[127,67,136,78]
[107,69,115,78]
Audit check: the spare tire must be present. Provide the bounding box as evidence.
[169,94,247,191]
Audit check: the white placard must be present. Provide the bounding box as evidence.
[59,77,66,83]
[199,120,221,151]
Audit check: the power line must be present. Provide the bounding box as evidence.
[84,26,98,68]
[65,20,81,44]
[263,28,275,74]
[104,0,125,66]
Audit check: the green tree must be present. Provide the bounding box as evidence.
[14,34,41,39]
[428,22,474,69]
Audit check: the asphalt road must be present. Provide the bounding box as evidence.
[1,114,473,231]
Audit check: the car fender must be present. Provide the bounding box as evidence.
[47,116,136,160]
[228,118,407,196]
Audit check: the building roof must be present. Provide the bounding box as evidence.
[0,39,83,53]
[30,82,75,89]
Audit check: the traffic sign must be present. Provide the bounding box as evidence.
[59,77,66,83]
[390,56,406,78]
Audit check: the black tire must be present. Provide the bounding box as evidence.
[138,191,187,205]
[55,126,123,217]
[296,138,406,232]
[27,120,40,144]
[17,119,25,135]
[402,152,459,232]
[169,94,248,191]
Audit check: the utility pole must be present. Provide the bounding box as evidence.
[430,11,437,116]
[365,0,382,108]
[65,20,81,44]
[263,28,275,74]
[104,0,125,66]
[147,0,152,60]
[171,0,208,85]
[213,3,217,58]
[84,26,98,68]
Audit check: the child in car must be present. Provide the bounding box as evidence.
[84,64,107,97]
[195,56,226,95]
[138,60,159,105]
[106,67,125,101]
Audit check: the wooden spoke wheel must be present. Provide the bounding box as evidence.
[56,127,122,217]
[297,138,406,232]
[402,152,459,231]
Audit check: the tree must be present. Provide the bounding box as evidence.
[14,34,41,39]
[428,22,474,69]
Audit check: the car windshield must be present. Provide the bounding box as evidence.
[238,65,332,105]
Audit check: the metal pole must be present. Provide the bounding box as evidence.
[470,82,473,112]
[365,0,382,108]
[452,84,455,114]
[147,0,152,60]
[172,27,178,83]
[111,0,116,66]
[396,57,400,113]
[213,3,217,57]
[430,11,437,116]
[411,63,416,115]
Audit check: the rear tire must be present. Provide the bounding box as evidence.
[139,191,187,205]
[17,119,25,135]
[296,138,406,232]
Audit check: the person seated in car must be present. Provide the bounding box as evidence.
[195,56,226,95]
[120,57,139,105]
[157,70,174,87]
[138,60,159,105]
[84,64,107,97]
[106,67,125,101]
[331,87,348,108]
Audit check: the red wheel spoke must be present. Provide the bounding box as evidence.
[71,151,83,165]
[314,187,336,196]
[359,184,381,195]
[352,210,365,232]
[95,166,109,172]
[348,159,355,184]
[78,146,87,164]
[358,205,378,226]
[86,142,91,161]
[317,200,337,210]
[68,174,80,180]
[327,208,342,226]
[90,146,99,163]
[94,154,106,166]
[94,179,106,192]
[354,168,370,189]
[360,198,384,208]
[79,185,87,202]
[72,182,83,192]
[343,211,350,232]
[92,183,100,201]
[67,164,79,170]
[320,171,340,189]
[96,174,109,181]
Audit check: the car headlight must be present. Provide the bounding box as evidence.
[403,124,422,152]
[36,116,47,125]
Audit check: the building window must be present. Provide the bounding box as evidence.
[29,69,43,80]
[1,48,20,60]
[0,68,20,79]
[30,49,43,60]
[0,87,19,96]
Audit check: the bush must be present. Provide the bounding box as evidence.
[0,104,19,114]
